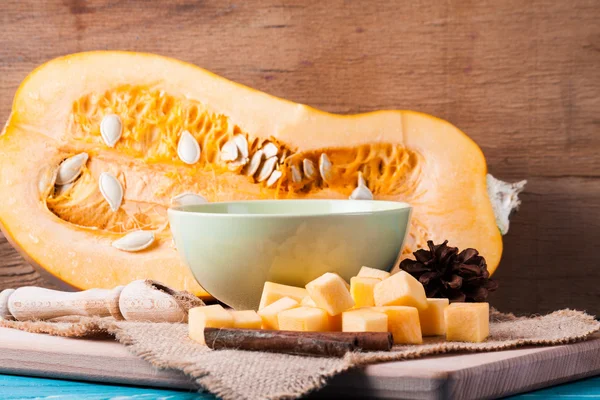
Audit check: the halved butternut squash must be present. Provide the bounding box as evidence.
[0,51,524,296]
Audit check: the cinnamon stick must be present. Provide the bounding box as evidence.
[203,328,393,357]
[270,330,394,352]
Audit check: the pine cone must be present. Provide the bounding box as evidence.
[399,240,498,302]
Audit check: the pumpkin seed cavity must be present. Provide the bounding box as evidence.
[70,87,423,197]
[50,86,425,251]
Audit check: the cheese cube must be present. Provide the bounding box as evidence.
[373,271,428,310]
[445,302,489,342]
[373,306,422,344]
[301,295,317,307]
[357,266,390,280]
[299,295,341,330]
[306,273,355,316]
[350,277,380,307]
[418,298,449,336]
[257,297,299,329]
[229,310,262,330]
[258,282,308,310]
[188,305,234,345]
[278,306,330,332]
[342,309,388,332]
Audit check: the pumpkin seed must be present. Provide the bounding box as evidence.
[99,172,123,212]
[55,153,88,185]
[220,139,239,162]
[319,153,333,183]
[279,149,288,164]
[267,170,282,187]
[227,136,250,169]
[228,157,250,170]
[100,114,123,148]
[54,182,73,197]
[233,134,249,159]
[177,130,201,165]
[39,166,58,195]
[290,164,302,183]
[262,142,279,159]
[303,158,317,179]
[112,230,155,252]
[246,149,264,176]
[349,172,373,200]
[256,156,278,182]
[171,192,208,206]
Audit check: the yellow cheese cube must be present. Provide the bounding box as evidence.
[373,306,422,344]
[277,306,330,332]
[301,295,317,307]
[257,297,299,329]
[350,277,380,307]
[306,273,355,316]
[357,266,390,280]
[418,298,449,336]
[373,271,428,310]
[188,305,234,345]
[445,302,489,342]
[229,310,262,330]
[342,309,388,332]
[299,295,341,330]
[258,282,308,310]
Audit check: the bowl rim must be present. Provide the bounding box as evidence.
[168,199,412,219]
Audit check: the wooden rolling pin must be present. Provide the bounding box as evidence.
[0,280,203,323]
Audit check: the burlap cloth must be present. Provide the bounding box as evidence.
[1,308,599,400]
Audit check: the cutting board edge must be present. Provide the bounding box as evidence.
[1,327,600,399]
[318,336,600,399]
[0,342,197,390]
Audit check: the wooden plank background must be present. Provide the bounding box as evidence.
[0,0,598,316]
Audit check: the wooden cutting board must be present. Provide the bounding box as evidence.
[0,327,598,399]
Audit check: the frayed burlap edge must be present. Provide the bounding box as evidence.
[0,316,109,338]
[345,309,600,367]
[1,308,599,400]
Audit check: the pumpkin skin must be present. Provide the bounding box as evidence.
[0,51,506,297]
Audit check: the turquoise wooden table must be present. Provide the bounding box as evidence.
[1,374,598,399]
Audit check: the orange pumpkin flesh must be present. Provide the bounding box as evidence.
[0,51,503,296]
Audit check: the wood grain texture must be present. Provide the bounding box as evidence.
[0,0,599,315]
[0,327,599,399]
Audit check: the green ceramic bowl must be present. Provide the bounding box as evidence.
[168,200,412,310]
